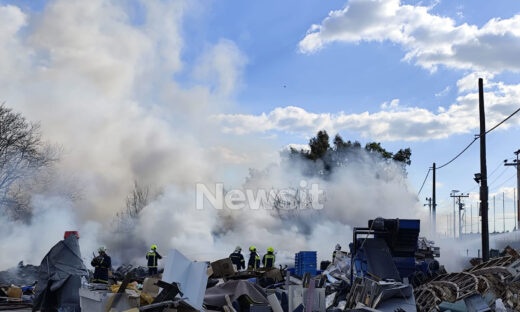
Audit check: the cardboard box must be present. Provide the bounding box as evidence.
[210,258,236,278]
[7,286,22,298]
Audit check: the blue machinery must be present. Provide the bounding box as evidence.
[350,218,440,284]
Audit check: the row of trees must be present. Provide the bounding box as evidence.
[285,130,411,175]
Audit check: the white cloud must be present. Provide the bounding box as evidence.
[299,0,520,73]
[435,86,451,97]
[213,74,520,141]
[381,98,400,109]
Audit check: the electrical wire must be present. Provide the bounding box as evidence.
[486,107,520,134]
[417,168,431,195]
[490,173,517,192]
[488,167,509,186]
[436,138,478,170]
[435,106,520,170]
[488,159,507,178]
[463,159,509,194]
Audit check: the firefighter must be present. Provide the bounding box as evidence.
[229,246,245,270]
[262,247,276,268]
[91,246,111,284]
[332,244,341,262]
[247,246,260,270]
[146,244,162,276]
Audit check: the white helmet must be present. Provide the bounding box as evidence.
[335,244,341,251]
[235,246,242,252]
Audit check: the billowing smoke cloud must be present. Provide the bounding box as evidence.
[113,150,424,267]
[0,0,425,270]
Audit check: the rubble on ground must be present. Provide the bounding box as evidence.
[4,220,520,311]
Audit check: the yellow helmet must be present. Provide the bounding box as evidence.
[249,246,256,251]
[151,244,158,250]
[267,247,274,252]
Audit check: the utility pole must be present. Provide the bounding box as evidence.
[493,195,496,233]
[432,162,437,235]
[451,191,469,239]
[503,192,506,233]
[471,204,473,233]
[515,190,517,231]
[447,214,450,237]
[504,149,520,230]
[424,197,432,233]
[477,202,480,233]
[478,78,490,261]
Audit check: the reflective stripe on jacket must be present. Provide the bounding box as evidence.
[248,252,260,269]
[91,254,111,284]
[262,252,275,268]
[146,251,162,268]
[229,252,245,270]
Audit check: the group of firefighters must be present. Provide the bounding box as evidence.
[229,246,276,270]
[90,244,276,284]
[90,244,162,284]
[91,243,345,285]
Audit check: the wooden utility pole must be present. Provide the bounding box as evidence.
[479,78,490,261]
[424,197,432,232]
[504,150,520,230]
[493,195,496,233]
[470,204,473,233]
[432,162,437,235]
[503,192,506,233]
[451,191,469,238]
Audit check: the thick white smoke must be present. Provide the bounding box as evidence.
[0,0,425,270]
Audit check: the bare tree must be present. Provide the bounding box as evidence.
[112,181,152,237]
[125,181,150,218]
[0,104,57,218]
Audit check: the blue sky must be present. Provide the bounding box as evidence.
[2,0,520,234]
[194,0,520,232]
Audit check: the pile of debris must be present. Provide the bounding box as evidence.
[5,219,520,311]
[415,246,520,311]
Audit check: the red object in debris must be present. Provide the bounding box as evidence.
[64,231,80,239]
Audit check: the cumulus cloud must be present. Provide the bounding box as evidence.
[212,74,520,141]
[0,0,258,268]
[299,0,520,73]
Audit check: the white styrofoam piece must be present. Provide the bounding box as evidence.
[162,249,208,311]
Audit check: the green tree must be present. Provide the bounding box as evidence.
[392,148,412,165]
[307,130,330,160]
[291,131,412,172]
[365,142,393,159]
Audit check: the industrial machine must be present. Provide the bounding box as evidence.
[350,218,440,285]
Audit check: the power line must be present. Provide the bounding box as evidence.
[436,138,478,169]
[436,106,520,170]
[464,159,511,194]
[489,167,509,187]
[489,159,506,178]
[486,107,520,134]
[417,168,431,195]
[490,173,517,192]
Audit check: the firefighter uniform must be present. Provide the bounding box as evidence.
[91,248,111,284]
[230,246,245,270]
[146,245,162,276]
[248,246,260,270]
[262,247,276,268]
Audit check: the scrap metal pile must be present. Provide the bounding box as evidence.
[415,246,520,311]
[3,221,520,311]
